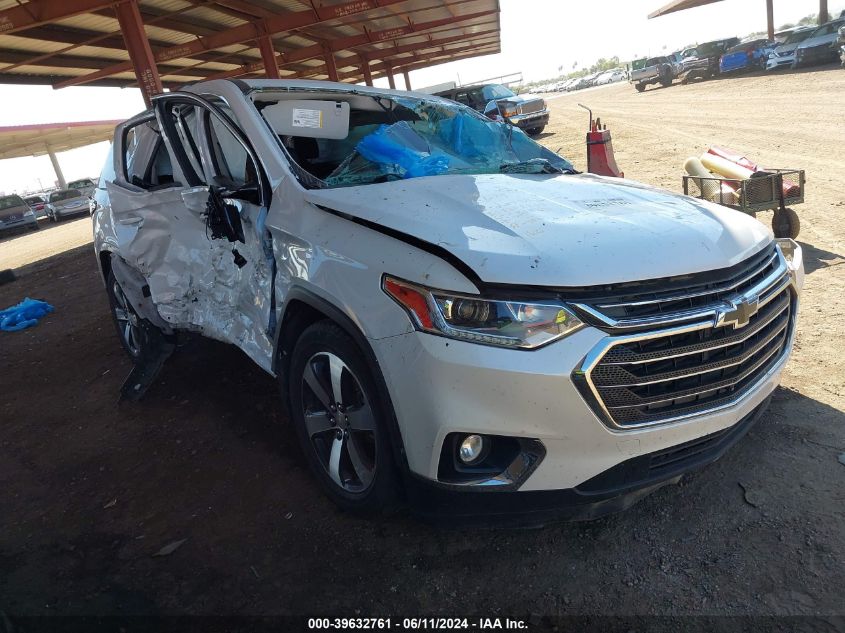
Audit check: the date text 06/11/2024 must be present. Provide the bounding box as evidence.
[307,617,529,630]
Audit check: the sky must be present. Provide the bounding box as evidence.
[0,0,836,195]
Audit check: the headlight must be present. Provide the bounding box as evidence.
[383,276,584,349]
[776,238,803,290]
[23,209,34,216]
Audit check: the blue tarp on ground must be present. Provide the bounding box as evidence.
[0,298,54,332]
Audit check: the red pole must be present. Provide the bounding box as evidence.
[403,70,411,90]
[385,62,396,89]
[114,0,162,109]
[766,0,774,40]
[258,34,280,79]
[324,48,339,82]
[819,0,829,23]
[360,55,373,86]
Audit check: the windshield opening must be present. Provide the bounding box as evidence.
[0,195,26,210]
[253,91,575,189]
[50,190,83,202]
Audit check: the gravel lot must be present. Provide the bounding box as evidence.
[1,68,843,624]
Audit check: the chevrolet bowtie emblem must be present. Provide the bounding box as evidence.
[715,296,760,329]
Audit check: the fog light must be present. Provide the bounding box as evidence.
[459,434,485,464]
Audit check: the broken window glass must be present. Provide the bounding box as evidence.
[255,93,574,189]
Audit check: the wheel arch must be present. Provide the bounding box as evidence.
[274,287,410,474]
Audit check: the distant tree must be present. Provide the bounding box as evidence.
[798,13,817,25]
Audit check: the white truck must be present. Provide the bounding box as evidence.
[91,78,803,524]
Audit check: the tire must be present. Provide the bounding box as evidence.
[528,126,545,136]
[635,83,646,92]
[30,223,40,231]
[105,270,145,362]
[288,320,399,513]
[772,207,800,239]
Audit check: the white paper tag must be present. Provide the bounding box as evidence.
[292,108,323,129]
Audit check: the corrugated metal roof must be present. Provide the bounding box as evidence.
[0,0,501,88]
[0,120,123,159]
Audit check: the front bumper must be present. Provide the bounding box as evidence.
[796,44,837,67]
[0,214,38,231]
[766,54,796,70]
[404,396,772,526]
[508,110,549,131]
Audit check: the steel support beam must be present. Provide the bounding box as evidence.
[385,62,396,89]
[200,11,497,82]
[819,0,828,23]
[403,70,411,90]
[324,48,339,82]
[766,0,774,40]
[0,0,123,36]
[56,0,408,88]
[114,0,162,108]
[360,56,373,86]
[257,35,280,79]
[47,149,67,190]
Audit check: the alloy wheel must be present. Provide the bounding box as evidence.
[112,280,141,357]
[300,352,377,494]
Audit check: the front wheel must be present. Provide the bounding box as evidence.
[105,270,145,361]
[527,126,545,136]
[288,321,399,513]
[635,83,646,92]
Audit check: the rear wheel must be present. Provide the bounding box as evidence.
[528,126,545,136]
[105,271,143,361]
[288,321,399,513]
[635,83,646,92]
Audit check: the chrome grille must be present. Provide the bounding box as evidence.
[517,99,545,115]
[574,246,796,429]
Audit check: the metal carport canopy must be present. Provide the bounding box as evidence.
[648,0,725,19]
[0,0,502,106]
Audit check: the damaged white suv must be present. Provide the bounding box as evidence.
[93,79,803,523]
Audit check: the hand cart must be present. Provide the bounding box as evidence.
[682,169,805,239]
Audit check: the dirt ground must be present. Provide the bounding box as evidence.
[1,67,844,625]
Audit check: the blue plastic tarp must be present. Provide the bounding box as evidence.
[0,298,54,332]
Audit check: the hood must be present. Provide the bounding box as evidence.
[54,197,86,208]
[305,173,771,288]
[773,42,801,54]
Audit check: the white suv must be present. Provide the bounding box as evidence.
[93,79,803,524]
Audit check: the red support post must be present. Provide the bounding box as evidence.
[258,34,280,79]
[360,55,373,86]
[766,0,774,40]
[324,48,339,82]
[819,0,829,23]
[403,70,411,90]
[385,62,396,89]
[114,0,162,108]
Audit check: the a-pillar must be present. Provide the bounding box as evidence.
[385,62,396,89]
[47,149,67,190]
[403,70,411,91]
[258,35,280,79]
[360,55,373,86]
[766,0,774,40]
[114,0,162,109]
[324,47,339,82]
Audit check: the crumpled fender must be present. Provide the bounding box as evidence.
[110,255,174,334]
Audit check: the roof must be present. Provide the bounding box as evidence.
[649,0,725,19]
[0,0,501,90]
[0,119,121,159]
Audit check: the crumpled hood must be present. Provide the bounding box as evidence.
[305,173,772,288]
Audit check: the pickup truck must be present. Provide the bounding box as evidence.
[92,78,803,524]
[434,83,549,136]
[678,37,740,82]
[629,56,677,92]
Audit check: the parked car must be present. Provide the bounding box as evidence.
[766,26,817,70]
[794,18,845,67]
[46,189,89,221]
[719,38,776,73]
[572,72,600,90]
[67,177,97,199]
[92,78,803,522]
[629,55,677,91]
[594,69,626,85]
[0,194,39,233]
[678,37,740,82]
[23,194,47,218]
[839,24,845,66]
[434,83,549,135]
